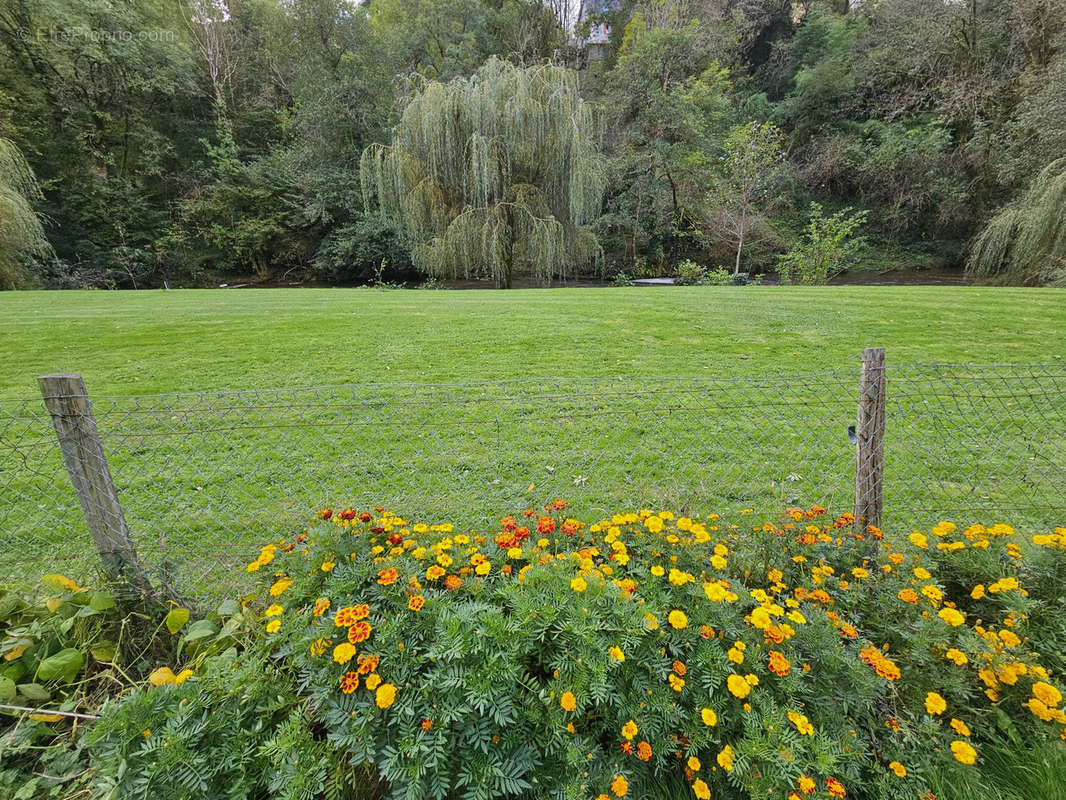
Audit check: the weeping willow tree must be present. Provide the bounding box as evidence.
[361,58,604,288]
[969,158,1066,286]
[0,138,52,289]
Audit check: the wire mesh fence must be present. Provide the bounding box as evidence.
[2,363,1064,600]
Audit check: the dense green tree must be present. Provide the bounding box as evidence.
[362,58,604,287]
[598,9,737,272]
[702,121,786,274]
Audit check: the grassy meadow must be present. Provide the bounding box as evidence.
[1,286,1064,398]
[1,285,1064,596]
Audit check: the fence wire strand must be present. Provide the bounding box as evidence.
[2,364,1064,599]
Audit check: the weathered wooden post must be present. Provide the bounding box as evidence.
[38,374,152,594]
[853,348,886,536]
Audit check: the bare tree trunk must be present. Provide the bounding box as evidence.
[734,231,744,274]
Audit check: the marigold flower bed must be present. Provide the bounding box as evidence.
[247,504,1066,800]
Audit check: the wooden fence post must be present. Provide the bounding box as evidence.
[853,348,886,536]
[38,374,152,594]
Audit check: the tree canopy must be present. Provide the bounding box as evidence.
[361,58,604,287]
[2,0,1065,287]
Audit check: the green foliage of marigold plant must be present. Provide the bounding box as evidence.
[241,504,1066,800]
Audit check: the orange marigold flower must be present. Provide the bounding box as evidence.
[313,598,331,617]
[636,740,652,761]
[421,718,433,731]
[445,574,463,590]
[672,660,687,676]
[356,654,379,675]
[347,620,373,644]
[610,775,628,797]
[408,595,425,612]
[620,741,633,755]
[339,671,360,694]
[768,650,791,676]
[560,691,577,712]
[797,775,816,795]
[377,568,399,585]
[537,516,556,534]
[826,777,846,798]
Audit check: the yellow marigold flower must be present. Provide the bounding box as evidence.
[921,585,942,604]
[999,629,1021,648]
[608,646,625,662]
[909,532,928,548]
[744,673,759,686]
[727,674,751,699]
[650,565,665,577]
[668,673,685,692]
[913,567,932,580]
[621,719,638,740]
[687,756,701,771]
[265,619,281,633]
[851,567,869,579]
[888,761,906,778]
[950,718,971,736]
[717,744,735,771]
[668,568,695,586]
[610,775,628,797]
[749,607,772,631]
[950,739,977,765]
[1028,698,1054,721]
[945,648,968,666]
[692,779,710,800]
[570,577,587,592]
[313,598,330,617]
[704,581,727,602]
[667,609,688,629]
[925,692,947,715]
[728,645,744,664]
[332,643,357,665]
[269,577,293,597]
[375,682,397,709]
[938,607,965,627]
[309,637,330,656]
[701,707,717,726]
[797,775,816,794]
[321,559,336,572]
[644,613,659,630]
[264,604,283,617]
[560,691,577,712]
[788,710,813,736]
[365,672,382,691]
[1034,681,1063,707]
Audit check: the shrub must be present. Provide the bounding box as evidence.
[777,203,868,285]
[0,575,162,798]
[241,505,1066,800]
[87,647,359,800]
[674,261,732,286]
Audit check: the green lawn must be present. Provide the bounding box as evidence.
[1,286,1063,397]
[1,286,1064,597]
